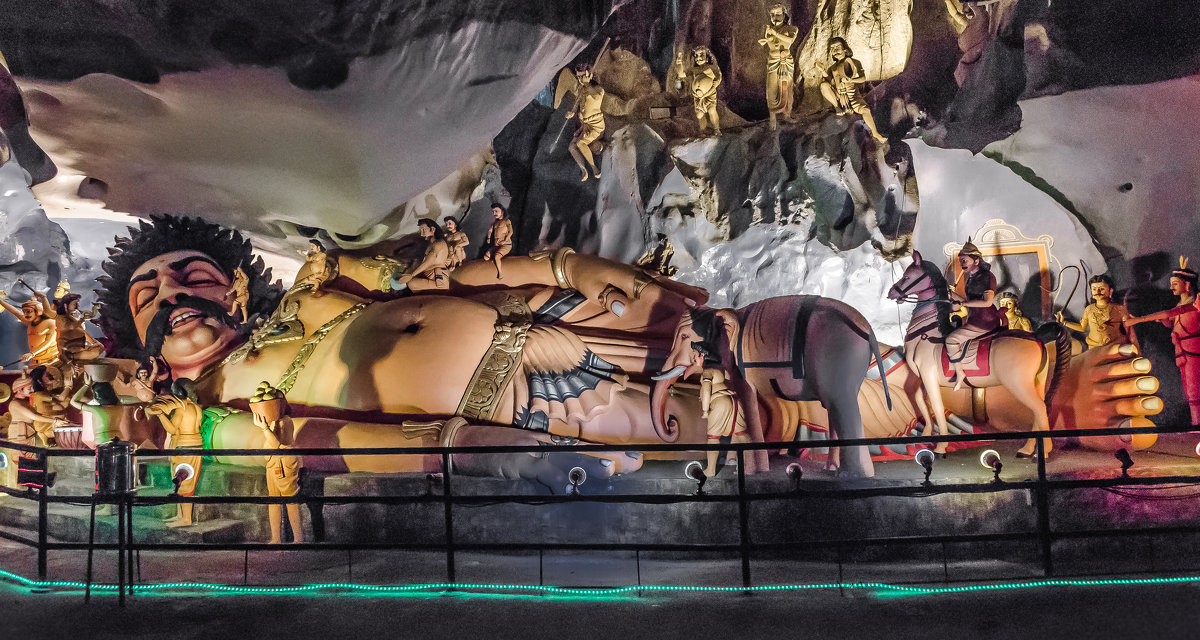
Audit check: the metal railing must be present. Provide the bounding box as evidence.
[1,423,1199,603]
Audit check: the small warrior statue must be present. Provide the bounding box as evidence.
[997,292,1032,332]
[484,203,514,280]
[816,37,887,143]
[565,63,606,181]
[249,382,304,544]
[295,239,334,297]
[635,233,678,278]
[676,46,723,136]
[694,343,748,477]
[0,287,58,365]
[394,218,452,290]
[759,4,798,130]
[225,266,250,323]
[1124,258,1200,423]
[1057,275,1130,350]
[146,380,206,527]
[443,216,470,269]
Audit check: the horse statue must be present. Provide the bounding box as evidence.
[887,251,1071,458]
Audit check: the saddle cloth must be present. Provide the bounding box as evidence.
[941,336,993,379]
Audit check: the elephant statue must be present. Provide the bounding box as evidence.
[651,296,891,477]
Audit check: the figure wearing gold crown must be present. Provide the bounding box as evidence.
[1125,257,1200,424]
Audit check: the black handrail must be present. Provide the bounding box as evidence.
[1,423,1198,599]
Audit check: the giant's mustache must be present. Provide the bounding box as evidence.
[143,294,237,357]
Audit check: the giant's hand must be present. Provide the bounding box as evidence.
[1051,342,1161,450]
[448,422,643,494]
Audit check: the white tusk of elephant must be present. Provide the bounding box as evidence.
[651,365,687,381]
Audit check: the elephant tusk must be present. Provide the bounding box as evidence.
[651,365,687,381]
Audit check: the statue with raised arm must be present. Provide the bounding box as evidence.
[676,46,723,136]
[1057,275,1130,350]
[564,63,606,181]
[26,364,71,447]
[145,381,205,527]
[0,286,58,365]
[759,4,798,131]
[248,381,304,544]
[816,37,887,143]
[394,218,452,290]
[42,292,103,367]
[225,267,250,323]
[1124,258,1200,423]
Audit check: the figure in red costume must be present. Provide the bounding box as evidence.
[1125,257,1200,424]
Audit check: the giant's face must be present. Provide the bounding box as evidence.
[127,250,239,374]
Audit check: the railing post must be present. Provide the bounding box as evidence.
[1034,436,1053,577]
[736,447,751,590]
[36,453,48,582]
[441,451,455,585]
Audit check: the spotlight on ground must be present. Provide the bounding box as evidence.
[1115,448,1134,477]
[171,463,195,496]
[684,460,707,495]
[979,449,1003,482]
[568,466,587,495]
[786,462,803,483]
[914,449,935,485]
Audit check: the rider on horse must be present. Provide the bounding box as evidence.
[947,240,1003,391]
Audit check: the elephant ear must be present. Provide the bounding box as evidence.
[912,250,922,266]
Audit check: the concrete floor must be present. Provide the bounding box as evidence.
[2,534,1199,640]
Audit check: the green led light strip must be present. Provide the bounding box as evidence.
[2,567,1200,598]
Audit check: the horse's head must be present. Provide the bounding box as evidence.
[888,251,937,303]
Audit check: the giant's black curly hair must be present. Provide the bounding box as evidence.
[95,214,284,360]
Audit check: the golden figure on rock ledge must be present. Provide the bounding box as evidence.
[676,46,722,136]
[564,63,605,182]
[759,4,798,131]
[817,37,887,143]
